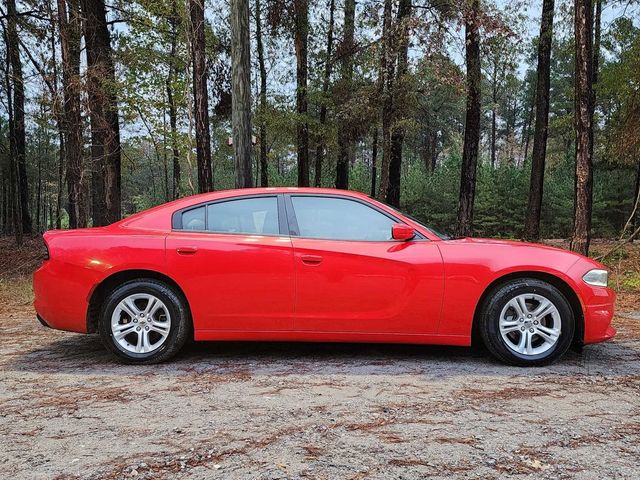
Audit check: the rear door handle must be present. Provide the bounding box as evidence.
[301,254,323,265]
[176,247,198,255]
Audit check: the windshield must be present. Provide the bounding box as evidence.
[372,198,451,240]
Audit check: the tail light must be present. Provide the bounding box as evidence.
[43,239,50,261]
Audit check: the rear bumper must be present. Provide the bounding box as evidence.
[33,260,95,333]
[36,314,50,328]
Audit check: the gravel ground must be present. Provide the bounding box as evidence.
[1,238,639,479]
[1,310,639,480]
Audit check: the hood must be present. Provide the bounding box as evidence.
[445,237,566,251]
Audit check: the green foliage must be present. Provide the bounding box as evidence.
[399,151,637,239]
[620,272,640,292]
[1,0,638,243]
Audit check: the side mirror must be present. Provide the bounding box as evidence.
[391,223,416,241]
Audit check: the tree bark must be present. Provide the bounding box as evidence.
[590,0,601,153]
[59,0,86,228]
[188,0,214,192]
[255,0,269,187]
[377,0,394,199]
[633,162,640,233]
[490,63,497,168]
[386,0,411,207]
[294,0,309,186]
[592,0,601,86]
[455,0,481,238]
[231,0,253,188]
[167,0,181,199]
[371,127,378,197]
[36,153,42,232]
[423,129,438,173]
[335,0,354,189]
[570,0,594,255]
[522,90,535,163]
[6,0,32,235]
[51,0,64,229]
[3,36,21,244]
[1,157,6,233]
[523,0,554,241]
[81,0,122,226]
[314,0,336,188]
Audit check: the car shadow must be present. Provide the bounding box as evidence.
[6,331,639,379]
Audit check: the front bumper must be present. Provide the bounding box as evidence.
[583,293,617,344]
[567,259,617,345]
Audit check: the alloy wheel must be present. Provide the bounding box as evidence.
[498,293,561,356]
[110,293,171,354]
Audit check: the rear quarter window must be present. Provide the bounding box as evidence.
[181,206,206,231]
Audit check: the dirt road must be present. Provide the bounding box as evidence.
[1,238,639,479]
[1,310,639,480]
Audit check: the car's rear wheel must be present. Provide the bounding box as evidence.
[479,278,575,366]
[98,279,191,364]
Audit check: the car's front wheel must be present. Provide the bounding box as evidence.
[98,279,191,364]
[479,278,575,366]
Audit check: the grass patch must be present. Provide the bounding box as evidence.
[620,272,640,292]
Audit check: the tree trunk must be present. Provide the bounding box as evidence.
[57,132,64,228]
[570,0,594,255]
[36,155,42,232]
[81,0,121,226]
[386,0,411,207]
[387,135,403,206]
[6,0,32,235]
[455,0,481,238]
[592,0,601,86]
[255,0,269,187]
[633,162,640,233]
[590,0,601,153]
[231,0,253,188]
[1,116,8,233]
[423,130,438,173]
[43,189,48,232]
[51,2,64,229]
[3,40,22,244]
[314,0,336,188]
[167,0,181,199]
[523,0,554,241]
[522,91,535,163]
[1,159,6,233]
[188,0,214,192]
[371,127,378,197]
[167,78,180,199]
[59,0,86,228]
[335,0,354,189]
[490,65,497,168]
[377,0,394,199]
[294,0,310,186]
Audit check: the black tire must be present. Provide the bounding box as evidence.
[478,278,575,366]
[98,279,191,364]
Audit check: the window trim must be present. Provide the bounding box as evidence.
[171,194,288,237]
[284,193,427,242]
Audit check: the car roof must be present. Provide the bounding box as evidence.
[114,187,374,231]
[216,187,371,198]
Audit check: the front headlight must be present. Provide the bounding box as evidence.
[583,269,608,287]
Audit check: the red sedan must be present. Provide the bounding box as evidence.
[33,188,616,365]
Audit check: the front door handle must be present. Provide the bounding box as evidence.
[301,254,323,265]
[176,247,198,255]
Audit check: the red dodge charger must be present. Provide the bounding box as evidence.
[33,187,616,365]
